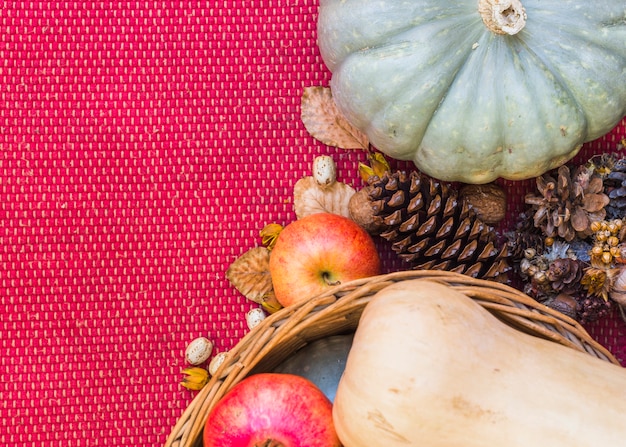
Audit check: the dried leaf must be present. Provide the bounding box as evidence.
[301,86,369,150]
[226,247,273,303]
[293,176,356,219]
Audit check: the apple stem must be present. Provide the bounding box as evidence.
[254,440,285,447]
[322,272,341,287]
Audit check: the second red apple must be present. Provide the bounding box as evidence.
[269,212,382,307]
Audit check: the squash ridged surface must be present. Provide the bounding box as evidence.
[317,0,626,183]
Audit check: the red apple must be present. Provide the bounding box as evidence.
[269,212,381,307]
[203,373,341,447]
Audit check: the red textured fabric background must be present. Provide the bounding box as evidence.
[1,2,624,446]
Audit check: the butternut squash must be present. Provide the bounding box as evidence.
[333,279,626,446]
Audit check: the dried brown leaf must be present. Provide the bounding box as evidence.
[226,247,273,303]
[293,176,356,219]
[301,86,369,150]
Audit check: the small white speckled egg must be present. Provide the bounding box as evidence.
[208,351,228,376]
[246,307,266,330]
[184,337,213,366]
[313,155,337,187]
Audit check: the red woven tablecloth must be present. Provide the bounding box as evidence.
[1,2,625,446]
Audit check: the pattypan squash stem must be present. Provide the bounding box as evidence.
[479,0,527,35]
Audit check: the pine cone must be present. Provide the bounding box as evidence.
[508,211,546,261]
[524,164,609,241]
[545,258,585,295]
[518,244,583,298]
[603,157,626,220]
[365,170,510,281]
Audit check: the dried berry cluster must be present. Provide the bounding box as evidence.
[509,148,626,324]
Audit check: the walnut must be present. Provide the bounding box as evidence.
[545,293,578,321]
[459,183,507,225]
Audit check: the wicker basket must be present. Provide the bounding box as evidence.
[164,270,619,447]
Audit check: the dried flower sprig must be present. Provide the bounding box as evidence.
[181,367,209,391]
[260,223,283,250]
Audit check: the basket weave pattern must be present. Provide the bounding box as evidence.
[165,270,619,447]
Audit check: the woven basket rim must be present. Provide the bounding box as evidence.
[164,270,619,447]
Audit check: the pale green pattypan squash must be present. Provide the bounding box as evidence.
[317,0,626,183]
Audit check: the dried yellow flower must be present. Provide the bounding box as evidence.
[358,152,391,183]
[589,219,626,268]
[581,267,618,302]
[259,291,283,314]
[181,367,209,391]
[590,220,604,233]
[358,162,375,183]
[260,223,283,250]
